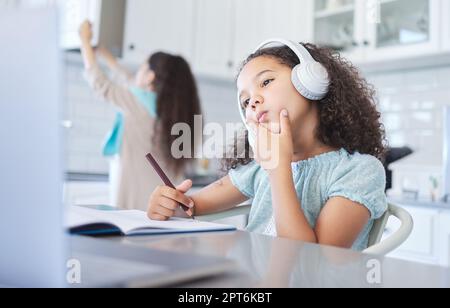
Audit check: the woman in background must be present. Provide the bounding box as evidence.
[79,21,202,211]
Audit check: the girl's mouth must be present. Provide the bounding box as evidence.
[257,111,269,123]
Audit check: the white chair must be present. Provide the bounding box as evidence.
[197,203,413,256]
[364,203,414,255]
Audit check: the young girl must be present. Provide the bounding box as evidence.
[147,40,388,251]
[79,21,201,211]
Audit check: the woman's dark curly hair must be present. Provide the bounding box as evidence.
[222,43,387,172]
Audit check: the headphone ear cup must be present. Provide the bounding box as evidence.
[291,64,315,100]
[291,62,329,101]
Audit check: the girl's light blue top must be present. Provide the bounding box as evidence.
[229,148,388,251]
[102,87,157,157]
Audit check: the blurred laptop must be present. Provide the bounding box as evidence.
[0,7,233,288]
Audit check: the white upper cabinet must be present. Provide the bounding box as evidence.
[192,0,313,79]
[122,0,448,78]
[13,0,104,50]
[443,0,450,50]
[192,0,236,78]
[123,0,195,65]
[312,0,365,62]
[312,0,442,65]
[364,0,441,62]
[233,0,313,72]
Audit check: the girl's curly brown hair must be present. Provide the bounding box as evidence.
[222,43,387,172]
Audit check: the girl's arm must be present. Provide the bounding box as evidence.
[269,165,369,248]
[190,175,250,216]
[268,165,317,243]
[78,21,140,113]
[147,175,249,221]
[256,110,369,248]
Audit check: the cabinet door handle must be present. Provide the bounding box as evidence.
[129,44,135,51]
[227,60,234,68]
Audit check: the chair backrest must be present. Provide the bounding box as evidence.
[367,211,390,247]
[363,204,414,256]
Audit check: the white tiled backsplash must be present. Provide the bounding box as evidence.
[367,66,450,159]
[65,56,450,178]
[366,66,450,198]
[64,59,116,174]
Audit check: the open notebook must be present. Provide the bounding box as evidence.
[67,206,237,236]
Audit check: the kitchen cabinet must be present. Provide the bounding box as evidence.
[364,0,441,62]
[192,0,236,79]
[123,0,312,79]
[123,0,196,65]
[312,0,441,65]
[386,206,440,265]
[438,212,450,267]
[4,0,107,50]
[194,0,313,79]
[443,0,450,50]
[60,0,126,56]
[59,0,102,50]
[232,0,313,73]
[312,0,365,62]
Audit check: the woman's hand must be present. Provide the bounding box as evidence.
[249,109,294,172]
[147,180,195,221]
[79,20,93,44]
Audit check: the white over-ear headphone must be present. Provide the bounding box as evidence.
[237,38,330,150]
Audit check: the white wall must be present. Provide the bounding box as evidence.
[64,58,116,174]
[64,55,450,175]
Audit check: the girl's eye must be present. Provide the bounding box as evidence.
[262,79,274,87]
[241,99,250,108]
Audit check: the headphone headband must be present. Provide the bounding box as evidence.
[254,39,315,65]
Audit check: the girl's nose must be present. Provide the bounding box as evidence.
[250,95,263,110]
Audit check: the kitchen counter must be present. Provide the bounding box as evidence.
[65,172,109,183]
[77,230,450,288]
[388,196,450,211]
[65,172,219,187]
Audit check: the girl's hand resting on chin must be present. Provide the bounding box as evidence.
[248,109,294,172]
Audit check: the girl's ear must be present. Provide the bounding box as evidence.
[146,70,156,87]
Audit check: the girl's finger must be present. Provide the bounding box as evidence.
[148,212,169,221]
[280,109,292,137]
[176,179,193,194]
[158,196,181,211]
[186,208,193,217]
[161,186,194,208]
[247,122,258,136]
[154,205,175,218]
